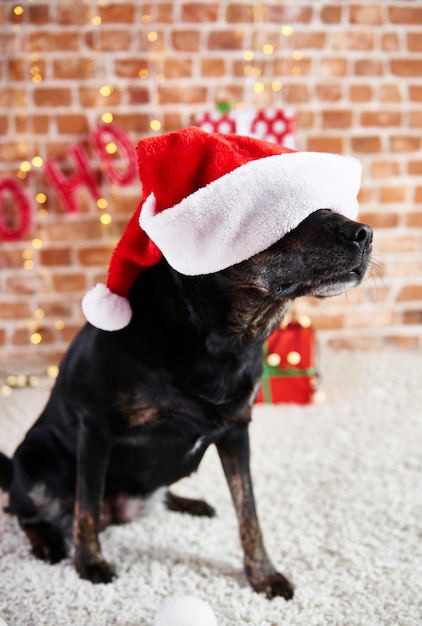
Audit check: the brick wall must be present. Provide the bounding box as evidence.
[1,0,422,367]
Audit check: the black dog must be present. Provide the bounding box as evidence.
[0,208,372,600]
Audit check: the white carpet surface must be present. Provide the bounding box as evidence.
[0,348,421,626]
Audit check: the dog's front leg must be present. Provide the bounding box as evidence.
[73,425,115,584]
[216,424,294,600]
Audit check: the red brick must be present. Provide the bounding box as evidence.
[391,60,422,77]
[141,3,174,22]
[183,2,219,21]
[357,187,375,204]
[78,246,113,266]
[29,32,79,51]
[208,30,245,50]
[379,186,407,203]
[39,248,73,266]
[163,58,193,78]
[8,58,47,81]
[397,286,422,302]
[350,84,372,102]
[316,83,342,102]
[98,3,135,23]
[322,110,352,129]
[284,85,310,104]
[377,235,419,253]
[290,32,326,49]
[361,111,401,127]
[408,161,422,175]
[56,114,89,134]
[28,4,50,24]
[359,212,399,229]
[321,5,342,23]
[409,86,422,102]
[407,33,422,52]
[6,274,47,295]
[0,250,27,268]
[415,187,422,204]
[110,113,150,133]
[379,84,402,103]
[172,30,200,51]
[402,311,422,326]
[388,6,422,24]
[53,58,96,80]
[127,87,150,105]
[273,58,312,76]
[0,302,31,319]
[390,136,421,152]
[351,136,382,153]
[296,111,314,129]
[162,112,183,131]
[320,58,347,77]
[410,111,422,128]
[86,31,133,52]
[350,4,382,24]
[0,115,8,134]
[201,59,226,77]
[382,33,400,52]
[333,31,374,50]
[52,273,87,292]
[355,59,384,76]
[158,86,207,104]
[0,142,25,162]
[265,5,313,23]
[39,301,73,318]
[0,88,26,107]
[114,59,149,78]
[79,86,122,107]
[15,114,49,134]
[371,160,400,178]
[57,6,92,24]
[306,137,344,153]
[45,220,103,242]
[407,212,422,227]
[34,87,72,107]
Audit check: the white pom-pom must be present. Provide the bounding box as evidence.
[154,595,217,626]
[81,283,132,331]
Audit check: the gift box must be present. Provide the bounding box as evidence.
[255,318,318,404]
[195,106,296,148]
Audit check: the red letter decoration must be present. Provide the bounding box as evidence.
[0,179,32,241]
[43,143,101,213]
[91,123,137,186]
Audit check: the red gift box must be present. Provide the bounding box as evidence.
[255,320,317,404]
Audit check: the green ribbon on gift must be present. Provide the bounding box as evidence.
[261,365,318,403]
[262,363,317,378]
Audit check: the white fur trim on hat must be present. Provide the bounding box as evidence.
[82,283,132,331]
[140,151,362,276]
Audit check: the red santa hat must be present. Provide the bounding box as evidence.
[82,126,362,331]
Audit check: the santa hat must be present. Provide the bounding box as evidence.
[82,126,362,331]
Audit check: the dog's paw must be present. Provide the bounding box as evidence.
[166,491,216,517]
[251,572,294,601]
[77,558,117,584]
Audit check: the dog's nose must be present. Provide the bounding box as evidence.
[341,222,373,248]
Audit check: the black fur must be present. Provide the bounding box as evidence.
[0,209,372,599]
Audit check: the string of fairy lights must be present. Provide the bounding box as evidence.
[2,1,305,397]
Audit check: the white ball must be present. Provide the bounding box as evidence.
[154,595,217,626]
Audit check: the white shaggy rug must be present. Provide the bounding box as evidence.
[0,348,421,626]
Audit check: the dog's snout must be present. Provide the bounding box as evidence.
[341,222,373,248]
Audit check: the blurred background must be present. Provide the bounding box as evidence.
[1,0,421,367]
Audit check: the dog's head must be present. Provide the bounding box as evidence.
[215,209,372,339]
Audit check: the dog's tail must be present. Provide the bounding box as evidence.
[0,452,13,491]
